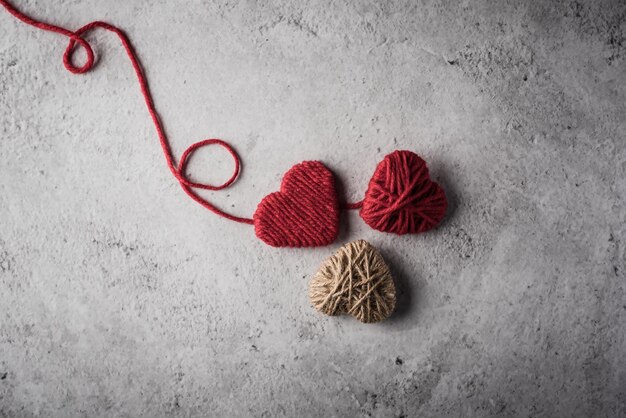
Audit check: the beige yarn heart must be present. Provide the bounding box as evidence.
[309,240,396,323]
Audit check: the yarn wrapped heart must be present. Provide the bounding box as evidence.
[360,150,447,235]
[309,240,396,323]
[254,161,339,247]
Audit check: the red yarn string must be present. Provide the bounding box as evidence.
[0,0,254,224]
[344,201,363,210]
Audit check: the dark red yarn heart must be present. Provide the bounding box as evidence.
[360,150,447,235]
[254,161,340,247]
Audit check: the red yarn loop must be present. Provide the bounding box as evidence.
[177,139,241,191]
[1,0,253,224]
[63,33,94,74]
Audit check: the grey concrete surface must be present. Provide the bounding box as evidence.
[1,0,625,416]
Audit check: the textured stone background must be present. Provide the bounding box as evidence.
[1,0,625,416]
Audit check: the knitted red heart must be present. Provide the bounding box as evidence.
[254,161,339,247]
[360,150,447,235]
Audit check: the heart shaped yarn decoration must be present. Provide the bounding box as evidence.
[309,240,396,323]
[254,161,339,247]
[360,150,447,235]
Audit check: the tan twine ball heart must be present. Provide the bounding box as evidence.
[309,240,396,323]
